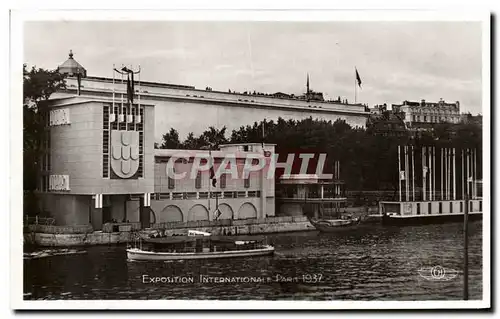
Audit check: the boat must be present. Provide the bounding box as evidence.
[380,199,483,226]
[381,211,482,225]
[308,216,361,232]
[378,145,483,226]
[126,231,274,261]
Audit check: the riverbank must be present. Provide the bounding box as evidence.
[24,216,318,247]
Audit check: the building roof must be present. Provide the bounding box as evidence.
[58,50,87,77]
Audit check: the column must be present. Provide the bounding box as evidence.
[140,193,151,229]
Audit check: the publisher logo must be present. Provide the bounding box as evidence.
[418,265,459,281]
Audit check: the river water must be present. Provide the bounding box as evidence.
[23,221,483,300]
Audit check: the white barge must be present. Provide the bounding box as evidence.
[379,199,483,225]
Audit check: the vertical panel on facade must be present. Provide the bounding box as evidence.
[102,105,109,178]
[137,106,144,178]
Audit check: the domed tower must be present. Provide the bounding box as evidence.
[57,50,87,95]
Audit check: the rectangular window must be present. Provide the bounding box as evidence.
[439,202,442,214]
[428,203,432,214]
[450,202,453,213]
[220,174,226,189]
[168,167,175,189]
[416,203,420,215]
[460,202,463,212]
[195,171,202,189]
[424,116,427,122]
[479,201,482,212]
[470,201,473,212]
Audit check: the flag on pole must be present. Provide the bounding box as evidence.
[214,208,222,220]
[399,171,406,180]
[306,73,310,93]
[209,150,217,187]
[121,66,135,104]
[210,166,216,187]
[355,68,362,88]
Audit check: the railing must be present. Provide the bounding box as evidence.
[24,215,55,226]
[26,224,93,234]
[102,222,142,233]
[150,216,309,230]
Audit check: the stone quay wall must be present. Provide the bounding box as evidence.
[24,216,316,247]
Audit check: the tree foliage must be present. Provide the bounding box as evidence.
[23,64,66,214]
[157,116,482,192]
[160,126,228,150]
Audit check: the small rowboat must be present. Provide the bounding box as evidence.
[308,216,361,232]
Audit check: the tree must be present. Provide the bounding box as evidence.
[198,126,228,150]
[160,128,182,149]
[23,64,66,215]
[159,116,482,195]
[182,132,202,149]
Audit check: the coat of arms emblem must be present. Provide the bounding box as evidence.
[111,130,140,179]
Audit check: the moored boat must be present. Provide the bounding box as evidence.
[379,199,483,226]
[308,216,361,232]
[126,231,274,261]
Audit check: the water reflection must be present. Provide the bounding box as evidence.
[24,221,483,300]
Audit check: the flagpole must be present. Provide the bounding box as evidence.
[412,146,415,201]
[121,64,124,122]
[422,147,426,201]
[138,64,141,122]
[208,149,212,211]
[405,146,409,201]
[112,64,115,110]
[354,70,357,104]
[433,146,436,201]
[398,145,401,202]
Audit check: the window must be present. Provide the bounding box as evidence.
[244,176,250,188]
[424,116,427,122]
[168,167,175,189]
[480,201,482,212]
[450,202,453,213]
[470,201,473,212]
[428,203,432,214]
[243,145,249,152]
[439,202,442,214]
[195,171,202,189]
[460,201,463,212]
[416,203,420,215]
[220,174,227,189]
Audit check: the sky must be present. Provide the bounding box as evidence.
[23,20,483,114]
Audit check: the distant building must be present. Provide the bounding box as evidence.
[51,52,369,142]
[460,113,483,125]
[370,104,388,115]
[366,109,408,137]
[392,99,461,129]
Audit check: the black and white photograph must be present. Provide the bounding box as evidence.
[11,9,490,310]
